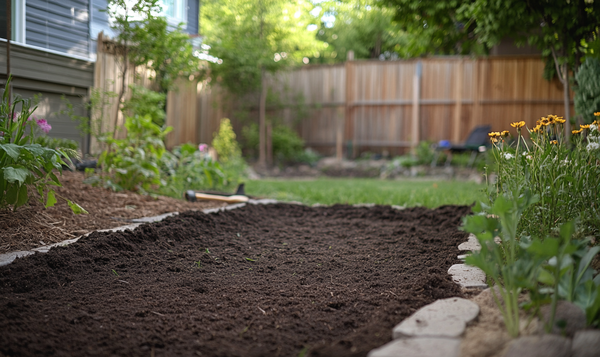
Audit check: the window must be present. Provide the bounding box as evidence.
[160,0,186,25]
[0,0,25,43]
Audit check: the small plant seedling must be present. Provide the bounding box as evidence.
[205,248,210,254]
[245,257,256,262]
[112,269,119,277]
[195,261,202,268]
[236,233,241,237]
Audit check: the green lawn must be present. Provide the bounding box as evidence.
[245,178,486,208]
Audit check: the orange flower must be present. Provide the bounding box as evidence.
[594,112,600,117]
[550,140,558,145]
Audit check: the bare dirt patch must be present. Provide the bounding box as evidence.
[0,203,471,357]
[0,171,225,254]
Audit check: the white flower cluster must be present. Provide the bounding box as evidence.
[587,124,600,152]
[503,152,514,160]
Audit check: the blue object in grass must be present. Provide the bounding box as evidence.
[438,140,451,148]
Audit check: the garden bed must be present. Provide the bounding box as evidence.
[0,203,470,357]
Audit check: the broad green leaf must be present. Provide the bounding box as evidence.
[0,143,21,160]
[67,200,89,215]
[45,190,57,208]
[560,221,575,241]
[15,184,28,208]
[577,246,600,283]
[3,166,30,184]
[527,237,559,258]
[538,268,555,286]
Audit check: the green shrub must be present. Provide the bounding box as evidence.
[575,58,600,123]
[0,77,86,213]
[157,143,226,197]
[97,114,172,192]
[212,118,241,164]
[242,123,307,163]
[121,85,166,127]
[35,136,79,151]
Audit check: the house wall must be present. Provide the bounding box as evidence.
[26,0,91,58]
[0,41,94,153]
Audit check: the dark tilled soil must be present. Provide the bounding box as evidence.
[0,203,471,357]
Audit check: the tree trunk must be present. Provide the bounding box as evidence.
[258,69,267,167]
[113,44,128,139]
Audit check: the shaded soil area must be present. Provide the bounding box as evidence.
[0,203,471,357]
[0,171,225,254]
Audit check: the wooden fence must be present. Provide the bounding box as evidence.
[180,56,572,157]
[93,48,573,157]
[91,32,155,152]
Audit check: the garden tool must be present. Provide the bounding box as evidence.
[184,183,248,203]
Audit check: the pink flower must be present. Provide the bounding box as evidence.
[198,143,208,152]
[36,118,52,134]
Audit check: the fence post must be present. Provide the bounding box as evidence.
[343,54,354,159]
[453,59,464,143]
[411,61,421,153]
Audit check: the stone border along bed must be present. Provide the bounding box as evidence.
[2,201,598,357]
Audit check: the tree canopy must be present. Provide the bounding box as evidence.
[201,0,323,94]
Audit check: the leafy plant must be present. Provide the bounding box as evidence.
[121,85,166,127]
[243,122,310,164]
[488,115,600,238]
[463,189,541,337]
[0,77,87,213]
[98,114,172,192]
[156,143,226,197]
[574,58,600,124]
[212,119,242,164]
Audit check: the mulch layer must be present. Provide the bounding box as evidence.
[0,203,471,357]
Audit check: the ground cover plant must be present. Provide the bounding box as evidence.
[245,178,486,207]
[0,203,469,356]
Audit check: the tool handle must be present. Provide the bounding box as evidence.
[193,192,249,203]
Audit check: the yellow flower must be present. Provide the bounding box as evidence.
[572,129,582,135]
[531,125,542,133]
[594,112,600,117]
[541,117,551,126]
[554,116,566,124]
[490,137,499,143]
[550,140,558,145]
[580,124,591,130]
[510,121,526,129]
[501,130,510,137]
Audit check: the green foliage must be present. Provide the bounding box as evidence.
[488,116,600,238]
[202,0,322,94]
[121,85,166,127]
[312,0,414,62]
[0,77,86,213]
[156,143,226,197]
[212,119,242,164]
[243,123,311,164]
[464,195,600,335]
[34,136,79,151]
[464,190,540,337]
[98,114,172,192]
[127,16,203,92]
[575,58,600,123]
